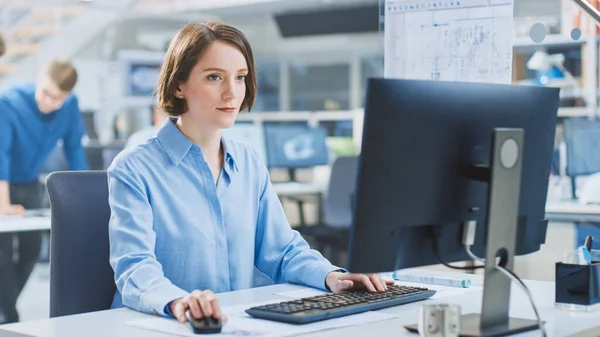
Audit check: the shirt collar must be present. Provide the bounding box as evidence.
[156,117,194,166]
[156,117,239,174]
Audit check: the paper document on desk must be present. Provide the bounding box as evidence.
[127,300,398,337]
[273,288,328,299]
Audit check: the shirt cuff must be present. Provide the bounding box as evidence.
[140,282,189,317]
[301,263,348,292]
[324,268,348,291]
[164,303,174,317]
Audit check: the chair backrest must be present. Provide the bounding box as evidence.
[564,117,600,177]
[563,118,600,199]
[322,156,358,228]
[46,171,115,318]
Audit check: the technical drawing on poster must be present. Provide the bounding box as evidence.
[384,0,514,84]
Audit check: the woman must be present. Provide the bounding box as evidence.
[107,22,392,325]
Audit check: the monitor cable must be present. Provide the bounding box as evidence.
[430,226,484,271]
[462,221,547,337]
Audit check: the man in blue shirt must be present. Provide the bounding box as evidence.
[0,59,88,323]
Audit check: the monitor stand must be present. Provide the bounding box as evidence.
[405,128,541,337]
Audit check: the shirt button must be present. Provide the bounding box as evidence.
[226,157,230,163]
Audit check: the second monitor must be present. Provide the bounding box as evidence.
[263,123,329,180]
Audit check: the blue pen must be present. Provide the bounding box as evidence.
[578,245,592,265]
[392,271,471,288]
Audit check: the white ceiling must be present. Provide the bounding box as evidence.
[132,0,379,16]
[71,0,382,60]
[0,0,562,19]
[0,0,379,14]
[112,0,382,54]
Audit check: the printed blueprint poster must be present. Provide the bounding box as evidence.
[384,0,514,84]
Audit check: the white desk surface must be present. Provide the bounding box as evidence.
[545,200,600,223]
[546,200,600,215]
[2,272,599,337]
[0,215,51,233]
[272,182,325,197]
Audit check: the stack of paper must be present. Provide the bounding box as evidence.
[127,299,398,337]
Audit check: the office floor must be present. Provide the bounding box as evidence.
[15,262,50,322]
[4,221,575,325]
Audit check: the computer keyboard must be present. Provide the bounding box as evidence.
[245,285,436,324]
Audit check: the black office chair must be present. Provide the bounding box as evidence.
[296,156,357,267]
[46,171,115,318]
[563,118,600,249]
[563,117,600,199]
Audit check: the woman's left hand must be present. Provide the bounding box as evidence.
[325,271,395,293]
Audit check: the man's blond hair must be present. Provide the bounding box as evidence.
[41,59,78,92]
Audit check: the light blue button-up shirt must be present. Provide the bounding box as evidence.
[108,118,340,316]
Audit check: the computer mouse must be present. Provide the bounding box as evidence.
[185,310,223,334]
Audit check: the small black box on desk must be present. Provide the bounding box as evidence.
[555,261,600,306]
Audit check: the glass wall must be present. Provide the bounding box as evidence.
[253,61,281,112]
[290,63,350,111]
[360,56,384,105]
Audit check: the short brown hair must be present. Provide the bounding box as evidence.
[156,22,257,116]
[41,59,78,92]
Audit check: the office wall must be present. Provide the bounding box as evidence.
[69,13,384,142]
[514,0,561,17]
[67,0,565,142]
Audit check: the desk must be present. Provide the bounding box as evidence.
[0,185,325,233]
[1,200,595,233]
[273,182,325,226]
[0,216,51,233]
[2,273,599,337]
[545,201,600,223]
[272,182,325,197]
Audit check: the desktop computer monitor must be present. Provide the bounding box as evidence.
[222,123,268,165]
[348,78,559,336]
[263,123,329,171]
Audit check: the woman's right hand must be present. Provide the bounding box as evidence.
[169,290,227,324]
[0,203,25,216]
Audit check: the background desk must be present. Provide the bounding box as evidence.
[272,182,324,197]
[272,182,325,227]
[545,201,600,223]
[0,182,325,233]
[2,272,599,337]
[0,216,51,233]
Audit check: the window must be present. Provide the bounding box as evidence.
[360,56,384,106]
[290,64,350,111]
[253,61,280,111]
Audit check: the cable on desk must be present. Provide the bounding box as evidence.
[465,245,547,337]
